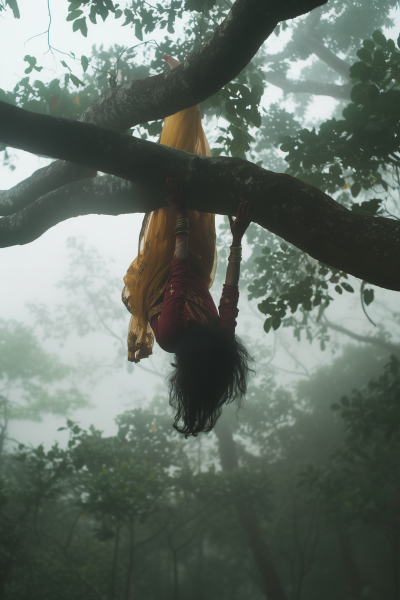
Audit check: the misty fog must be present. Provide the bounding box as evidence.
[1,0,400,598]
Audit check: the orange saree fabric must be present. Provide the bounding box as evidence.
[122,105,217,363]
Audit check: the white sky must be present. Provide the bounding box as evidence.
[1,1,399,448]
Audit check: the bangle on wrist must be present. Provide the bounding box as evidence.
[174,217,189,236]
[228,245,242,263]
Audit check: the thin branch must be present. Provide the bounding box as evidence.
[261,70,352,99]
[297,34,351,80]
[322,316,400,355]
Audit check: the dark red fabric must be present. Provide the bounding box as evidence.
[150,259,239,353]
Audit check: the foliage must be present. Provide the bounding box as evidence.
[303,355,400,536]
[281,31,400,197]
[0,319,91,444]
[0,407,272,600]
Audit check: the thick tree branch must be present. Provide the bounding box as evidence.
[0,0,327,216]
[261,70,352,98]
[0,162,97,216]
[0,102,399,293]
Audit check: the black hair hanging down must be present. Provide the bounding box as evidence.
[167,324,255,437]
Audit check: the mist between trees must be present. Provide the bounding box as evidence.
[1,0,400,598]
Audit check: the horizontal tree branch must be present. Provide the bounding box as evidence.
[323,318,400,355]
[261,71,352,98]
[0,162,97,216]
[0,101,399,292]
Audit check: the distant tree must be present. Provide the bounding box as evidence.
[301,354,400,599]
[0,318,91,454]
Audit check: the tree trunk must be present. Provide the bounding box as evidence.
[336,524,363,599]
[214,417,287,600]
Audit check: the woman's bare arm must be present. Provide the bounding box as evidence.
[174,229,188,259]
[225,250,241,286]
[164,177,189,260]
[225,201,254,286]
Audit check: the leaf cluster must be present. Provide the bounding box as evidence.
[247,240,365,348]
[301,355,400,535]
[280,31,400,198]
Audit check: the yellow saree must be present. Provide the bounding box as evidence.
[122,104,217,363]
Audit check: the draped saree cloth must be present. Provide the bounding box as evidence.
[122,104,217,363]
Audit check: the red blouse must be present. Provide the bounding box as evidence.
[150,259,239,353]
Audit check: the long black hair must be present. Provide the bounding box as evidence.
[167,324,255,437]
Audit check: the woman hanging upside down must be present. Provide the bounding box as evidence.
[122,54,255,438]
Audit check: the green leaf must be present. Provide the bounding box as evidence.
[81,55,89,73]
[135,21,143,41]
[335,285,343,295]
[60,60,71,71]
[70,74,84,87]
[72,17,87,37]
[387,39,396,52]
[349,61,368,79]
[89,5,97,24]
[363,39,375,51]
[372,30,387,47]
[6,0,20,18]
[274,24,280,36]
[341,282,354,293]
[356,47,372,63]
[23,55,42,74]
[350,182,362,198]
[66,9,83,21]
[272,316,281,330]
[363,288,374,306]
[263,317,272,334]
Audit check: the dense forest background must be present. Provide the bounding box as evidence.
[1,0,400,598]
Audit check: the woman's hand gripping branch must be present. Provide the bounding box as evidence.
[164,177,189,260]
[225,201,254,287]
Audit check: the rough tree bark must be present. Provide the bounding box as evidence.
[0,0,328,215]
[214,417,287,600]
[1,100,400,292]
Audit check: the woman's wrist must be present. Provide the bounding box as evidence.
[231,236,242,247]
